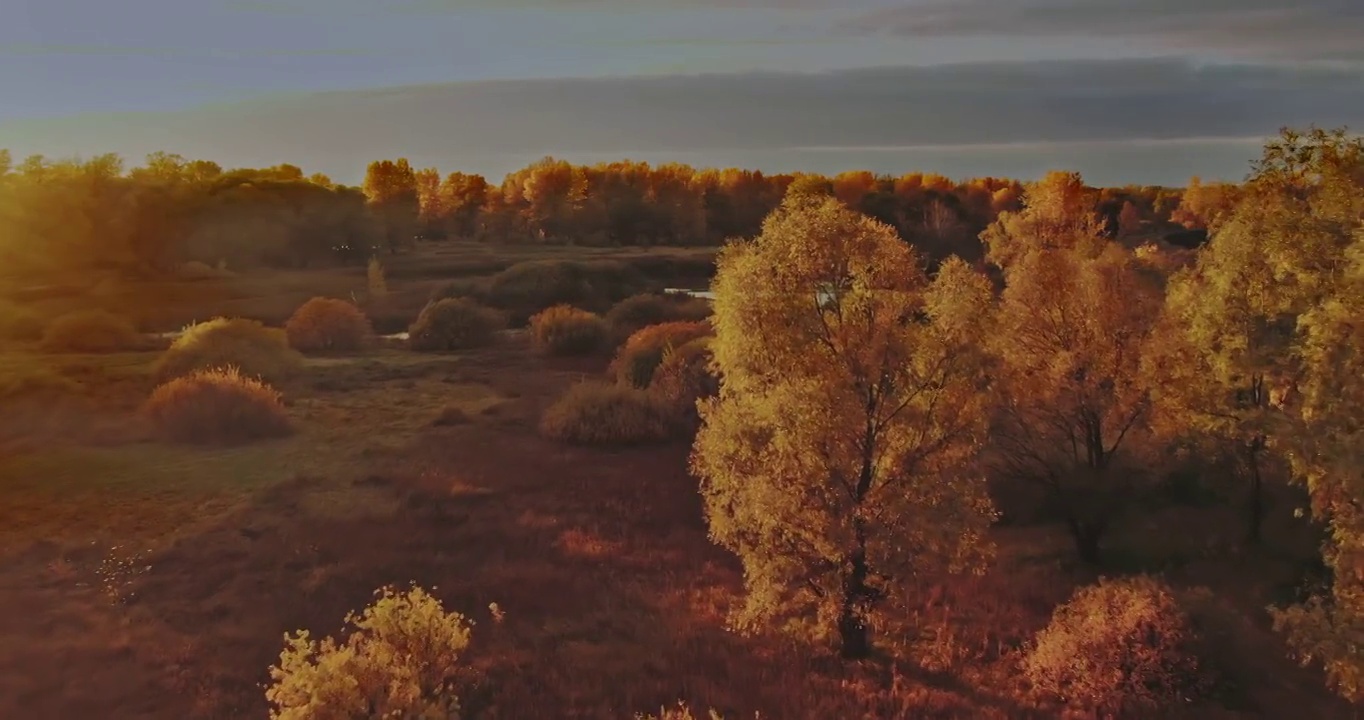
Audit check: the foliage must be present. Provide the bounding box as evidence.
[605,292,713,341]
[484,259,648,323]
[610,321,712,389]
[284,297,372,354]
[367,256,388,299]
[691,193,996,658]
[143,366,292,444]
[635,703,725,720]
[987,175,1164,563]
[649,336,719,425]
[265,585,474,720]
[539,381,675,445]
[154,317,303,384]
[528,304,610,356]
[407,298,505,352]
[37,309,143,353]
[1024,575,1207,716]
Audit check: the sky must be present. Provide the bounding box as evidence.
[1,0,1362,186]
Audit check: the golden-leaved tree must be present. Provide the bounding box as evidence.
[691,194,996,659]
[985,172,1164,563]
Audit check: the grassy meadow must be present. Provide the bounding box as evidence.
[0,241,1351,719]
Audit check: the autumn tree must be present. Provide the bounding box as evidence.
[691,194,996,659]
[362,158,419,253]
[1170,175,1241,232]
[985,174,1163,563]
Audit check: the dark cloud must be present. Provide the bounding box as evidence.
[1,58,1360,186]
[842,0,1364,62]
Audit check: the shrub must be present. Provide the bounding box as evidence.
[0,365,81,402]
[606,292,712,341]
[529,305,609,356]
[38,310,142,353]
[636,703,725,720]
[154,317,303,384]
[429,278,488,305]
[285,297,372,354]
[265,585,474,720]
[540,381,675,445]
[610,321,712,388]
[1024,575,1207,716]
[143,367,292,444]
[0,300,43,341]
[367,256,388,299]
[408,298,505,352]
[649,336,719,424]
[485,259,647,323]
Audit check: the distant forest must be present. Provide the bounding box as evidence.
[0,149,1241,279]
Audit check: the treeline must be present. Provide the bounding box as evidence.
[0,148,1239,281]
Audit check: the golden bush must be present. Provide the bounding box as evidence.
[1023,575,1207,716]
[285,297,372,354]
[539,381,675,445]
[153,317,303,384]
[265,585,474,720]
[143,367,292,444]
[37,309,142,353]
[610,321,712,388]
[605,292,712,341]
[407,298,505,352]
[648,336,719,424]
[636,702,725,720]
[529,304,609,356]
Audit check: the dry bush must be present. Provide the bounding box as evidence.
[0,300,44,341]
[635,702,725,720]
[408,298,505,352]
[285,297,373,354]
[1023,575,1207,716]
[529,304,609,356]
[154,317,303,384]
[143,367,292,444]
[0,365,80,402]
[540,381,675,445]
[648,336,719,424]
[606,292,713,341]
[37,310,142,353]
[265,585,474,720]
[610,321,712,388]
[486,259,647,323]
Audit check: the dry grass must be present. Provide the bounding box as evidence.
[154,317,304,385]
[539,381,676,446]
[143,367,293,445]
[407,298,505,352]
[0,299,44,341]
[284,296,373,354]
[611,321,713,388]
[38,310,143,353]
[529,305,610,356]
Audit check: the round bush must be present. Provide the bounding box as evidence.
[649,337,719,424]
[0,300,44,342]
[266,585,473,719]
[285,297,373,354]
[540,381,675,445]
[1024,575,1207,716]
[143,367,292,444]
[610,321,712,388]
[38,310,142,353]
[529,305,609,356]
[408,298,505,352]
[154,317,303,384]
[606,292,712,341]
[486,259,646,323]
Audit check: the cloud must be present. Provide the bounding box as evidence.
[0,43,376,58]
[840,0,1364,63]
[1,58,1359,186]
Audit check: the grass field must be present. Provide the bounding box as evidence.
[0,244,1352,719]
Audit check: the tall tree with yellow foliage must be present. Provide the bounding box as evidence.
[691,194,996,659]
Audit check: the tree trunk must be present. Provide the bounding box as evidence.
[838,548,872,660]
[1067,518,1105,565]
[1246,443,1264,545]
